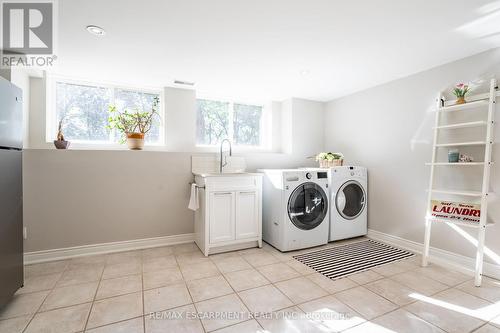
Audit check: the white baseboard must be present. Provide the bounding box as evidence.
[367,229,500,280]
[24,233,195,265]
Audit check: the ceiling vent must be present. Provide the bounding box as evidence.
[174,80,195,86]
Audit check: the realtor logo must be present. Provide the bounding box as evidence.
[2,2,53,54]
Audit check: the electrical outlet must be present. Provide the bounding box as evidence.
[23,227,27,239]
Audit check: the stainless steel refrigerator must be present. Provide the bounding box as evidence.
[0,76,24,308]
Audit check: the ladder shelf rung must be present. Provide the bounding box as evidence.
[428,217,494,228]
[425,162,487,166]
[436,99,489,112]
[435,141,487,147]
[434,121,488,130]
[429,189,483,197]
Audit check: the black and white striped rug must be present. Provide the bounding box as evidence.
[293,239,414,280]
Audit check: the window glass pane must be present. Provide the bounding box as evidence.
[233,103,262,146]
[56,82,112,142]
[114,89,161,143]
[196,99,230,145]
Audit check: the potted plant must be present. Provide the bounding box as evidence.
[452,83,471,105]
[108,97,160,150]
[53,118,70,149]
[316,152,344,168]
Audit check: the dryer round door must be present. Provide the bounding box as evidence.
[287,182,328,230]
[335,180,366,220]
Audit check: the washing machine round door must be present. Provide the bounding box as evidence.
[288,182,328,230]
[336,180,366,220]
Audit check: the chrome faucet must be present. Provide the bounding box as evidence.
[219,139,232,173]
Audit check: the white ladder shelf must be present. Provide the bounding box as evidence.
[422,78,498,287]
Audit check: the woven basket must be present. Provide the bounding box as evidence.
[319,159,344,168]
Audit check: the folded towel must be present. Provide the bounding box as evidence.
[188,183,199,211]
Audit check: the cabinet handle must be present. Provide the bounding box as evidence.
[239,191,255,194]
[214,192,232,195]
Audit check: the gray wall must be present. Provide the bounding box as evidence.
[325,48,500,264]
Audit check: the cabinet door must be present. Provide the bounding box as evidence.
[235,190,259,240]
[209,192,235,244]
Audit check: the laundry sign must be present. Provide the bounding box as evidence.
[431,200,481,224]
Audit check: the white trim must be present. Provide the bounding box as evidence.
[24,233,195,264]
[367,229,500,280]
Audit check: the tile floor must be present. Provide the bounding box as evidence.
[2,239,500,333]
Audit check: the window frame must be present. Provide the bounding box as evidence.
[46,75,165,148]
[195,95,271,150]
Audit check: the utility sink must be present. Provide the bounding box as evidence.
[193,172,261,177]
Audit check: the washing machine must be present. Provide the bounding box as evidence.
[258,169,330,252]
[329,166,367,241]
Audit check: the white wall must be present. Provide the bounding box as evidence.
[23,79,324,252]
[324,47,500,264]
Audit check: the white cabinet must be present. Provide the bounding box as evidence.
[235,190,259,240]
[194,174,262,256]
[209,192,235,243]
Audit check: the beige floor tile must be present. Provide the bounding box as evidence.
[40,282,98,311]
[57,267,103,287]
[256,306,331,333]
[476,324,500,333]
[256,263,300,283]
[102,261,142,280]
[391,271,448,296]
[24,303,91,333]
[175,251,207,265]
[414,264,470,287]
[213,256,252,274]
[211,319,262,333]
[241,251,280,267]
[336,286,398,320]
[195,294,251,331]
[24,261,68,277]
[224,268,270,292]
[306,274,358,294]
[457,277,500,303]
[144,304,204,333]
[96,275,142,300]
[344,309,444,333]
[180,261,220,281]
[141,246,173,258]
[106,251,142,265]
[0,315,31,333]
[143,267,183,290]
[348,270,384,285]
[297,295,366,331]
[143,283,192,313]
[16,272,62,294]
[142,256,177,273]
[372,260,417,276]
[209,251,241,262]
[69,254,107,267]
[365,278,418,306]
[172,243,201,255]
[405,288,492,333]
[85,317,144,333]
[238,285,293,313]
[285,260,316,275]
[275,277,328,304]
[0,291,49,319]
[87,292,143,329]
[186,275,233,302]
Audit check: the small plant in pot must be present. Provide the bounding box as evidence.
[316,152,344,168]
[108,97,160,150]
[53,118,70,149]
[452,83,471,105]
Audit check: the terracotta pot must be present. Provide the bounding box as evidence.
[455,96,466,105]
[126,132,145,150]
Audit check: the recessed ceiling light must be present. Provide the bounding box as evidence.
[300,69,310,76]
[86,25,105,36]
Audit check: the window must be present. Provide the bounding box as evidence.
[196,98,264,147]
[51,79,163,145]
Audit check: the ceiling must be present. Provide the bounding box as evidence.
[52,0,500,102]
